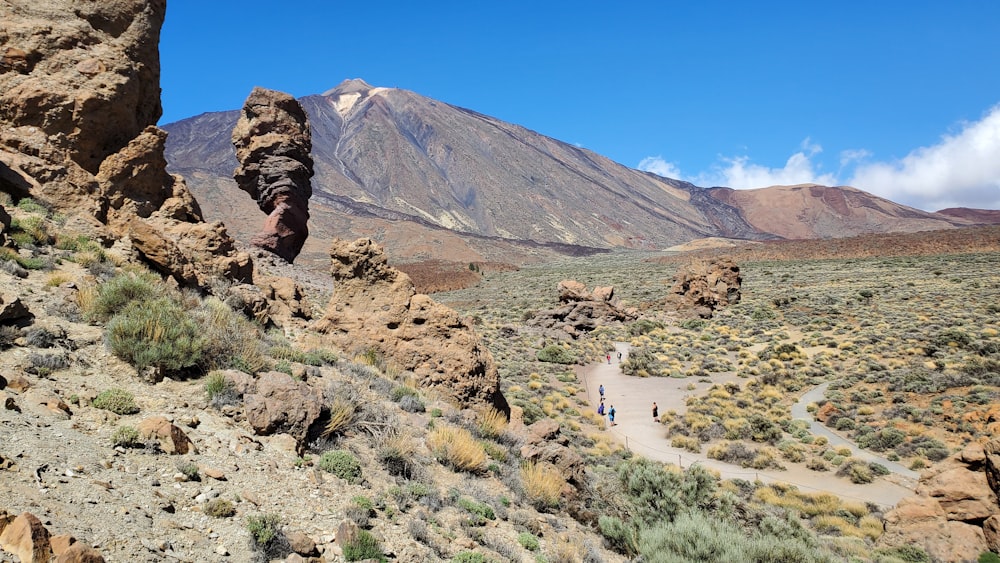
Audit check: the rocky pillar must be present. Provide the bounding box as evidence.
[231,87,314,262]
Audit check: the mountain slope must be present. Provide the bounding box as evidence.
[707,184,965,240]
[164,79,968,266]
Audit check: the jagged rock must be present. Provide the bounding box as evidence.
[0,511,51,563]
[0,0,252,288]
[286,530,318,557]
[243,371,322,445]
[529,280,637,339]
[526,419,563,445]
[137,416,196,455]
[880,437,1000,561]
[666,258,742,318]
[232,87,313,262]
[0,292,30,324]
[313,238,505,410]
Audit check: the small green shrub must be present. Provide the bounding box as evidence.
[536,345,575,364]
[246,513,282,546]
[873,545,931,562]
[979,552,1000,563]
[204,498,235,518]
[92,388,139,415]
[84,271,160,322]
[107,297,205,377]
[518,532,540,551]
[450,552,487,563]
[111,425,141,448]
[599,515,637,556]
[457,497,495,525]
[176,461,200,482]
[343,529,384,562]
[318,450,362,483]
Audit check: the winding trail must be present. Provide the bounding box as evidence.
[578,343,916,509]
[792,382,920,479]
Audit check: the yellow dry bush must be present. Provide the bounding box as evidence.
[507,385,523,393]
[840,500,869,518]
[75,284,97,314]
[44,272,71,287]
[759,386,783,402]
[427,425,486,473]
[708,386,731,399]
[322,398,356,438]
[528,380,543,390]
[520,461,565,509]
[529,372,542,380]
[813,515,853,536]
[858,515,883,540]
[671,436,701,453]
[476,406,507,439]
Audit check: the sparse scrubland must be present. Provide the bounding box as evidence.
[3,197,999,561]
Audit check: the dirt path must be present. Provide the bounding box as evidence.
[792,382,920,479]
[578,343,915,509]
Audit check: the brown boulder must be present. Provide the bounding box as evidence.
[137,416,196,455]
[917,466,997,521]
[881,442,1000,561]
[667,258,742,318]
[314,238,504,410]
[530,280,636,338]
[244,371,322,444]
[985,514,1000,552]
[231,87,313,262]
[55,543,105,563]
[0,512,51,563]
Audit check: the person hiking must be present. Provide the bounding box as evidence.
[652,402,659,422]
[608,405,616,426]
[617,351,622,362]
[597,401,605,416]
[599,384,605,399]
[607,353,611,364]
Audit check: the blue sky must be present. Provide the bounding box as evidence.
[160,1,1000,211]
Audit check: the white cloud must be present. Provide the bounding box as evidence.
[848,105,1000,210]
[637,156,682,179]
[693,142,838,189]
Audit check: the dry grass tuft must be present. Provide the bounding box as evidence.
[520,461,565,509]
[476,406,508,439]
[323,398,356,438]
[427,425,486,473]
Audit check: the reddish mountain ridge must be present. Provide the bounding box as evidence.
[163,79,976,267]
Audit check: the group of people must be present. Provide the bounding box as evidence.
[596,383,659,428]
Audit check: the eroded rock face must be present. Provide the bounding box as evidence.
[0,0,251,287]
[231,87,313,262]
[314,238,505,410]
[879,438,1000,561]
[527,280,637,339]
[243,371,323,445]
[666,258,742,318]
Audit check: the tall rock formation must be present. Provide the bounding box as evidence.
[313,238,506,411]
[0,0,251,286]
[231,87,314,262]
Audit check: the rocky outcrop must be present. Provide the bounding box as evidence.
[527,280,638,339]
[520,419,585,487]
[666,258,742,318]
[0,0,251,287]
[231,87,313,262]
[313,238,505,410]
[880,440,1000,561]
[243,371,323,446]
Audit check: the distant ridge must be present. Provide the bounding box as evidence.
[163,79,973,266]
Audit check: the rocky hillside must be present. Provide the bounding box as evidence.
[164,80,973,271]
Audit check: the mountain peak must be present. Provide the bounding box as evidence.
[322,78,374,97]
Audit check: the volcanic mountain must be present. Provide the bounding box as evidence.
[163,79,969,269]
